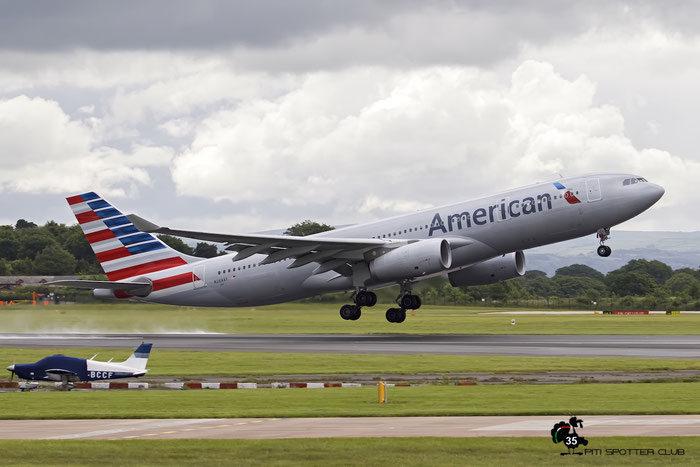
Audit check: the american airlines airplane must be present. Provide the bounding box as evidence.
[49,173,664,323]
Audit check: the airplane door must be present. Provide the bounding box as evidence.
[193,265,206,289]
[586,178,602,202]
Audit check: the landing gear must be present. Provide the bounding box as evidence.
[339,304,361,321]
[386,308,406,323]
[596,228,612,257]
[355,290,377,307]
[339,290,377,321]
[385,282,422,323]
[399,294,421,310]
[59,374,75,391]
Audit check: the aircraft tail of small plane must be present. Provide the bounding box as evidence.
[120,343,153,371]
[62,192,199,295]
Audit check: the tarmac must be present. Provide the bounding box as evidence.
[3,416,700,439]
[2,333,700,358]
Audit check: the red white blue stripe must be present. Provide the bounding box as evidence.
[67,192,190,284]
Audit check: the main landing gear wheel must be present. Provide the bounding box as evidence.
[597,245,612,257]
[400,294,421,310]
[385,307,406,323]
[340,304,361,320]
[355,290,377,307]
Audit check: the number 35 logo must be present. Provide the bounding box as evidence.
[565,436,580,448]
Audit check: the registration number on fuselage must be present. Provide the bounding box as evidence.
[89,371,114,379]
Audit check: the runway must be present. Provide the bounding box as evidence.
[3,416,700,439]
[2,333,700,358]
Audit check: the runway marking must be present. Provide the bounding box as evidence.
[473,417,700,431]
[11,416,700,439]
[44,418,220,440]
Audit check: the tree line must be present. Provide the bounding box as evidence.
[0,219,219,276]
[1,219,699,310]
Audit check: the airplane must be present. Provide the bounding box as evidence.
[6,343,152,390]
[47,173,664,323]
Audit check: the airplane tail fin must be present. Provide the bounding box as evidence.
[121,343,152,370]
[66,192,197,281]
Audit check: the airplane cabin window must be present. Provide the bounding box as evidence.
[623,179,630,185]
[631,178,639,184]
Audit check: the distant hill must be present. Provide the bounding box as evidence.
[525,231,700,276]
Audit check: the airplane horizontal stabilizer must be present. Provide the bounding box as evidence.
[45,280,152,293]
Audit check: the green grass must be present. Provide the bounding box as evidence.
[2,383,700,419]
[3,347,700,376]
[0,438,695,466]
[0,303,698,334]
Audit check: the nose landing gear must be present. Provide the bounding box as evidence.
[596,228,612,257]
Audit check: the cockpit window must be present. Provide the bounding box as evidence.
[623,177,649,186]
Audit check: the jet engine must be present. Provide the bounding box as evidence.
[448,251,525,287]
[370,238,452,281]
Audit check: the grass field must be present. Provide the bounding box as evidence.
[3,347,700,377]
[2,383,700,419]
[0,303,698,334]
[0,438,695,466]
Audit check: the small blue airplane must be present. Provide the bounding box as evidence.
[6,343,152,390]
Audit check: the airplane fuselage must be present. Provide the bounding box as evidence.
[126,173,664,307]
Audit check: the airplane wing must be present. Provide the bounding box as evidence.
[45,369,78,376]
[127,214,413,275]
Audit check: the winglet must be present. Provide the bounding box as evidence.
[126,214,162,233]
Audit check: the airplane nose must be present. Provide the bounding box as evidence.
[648,183,665,204]
[6,364,14,372]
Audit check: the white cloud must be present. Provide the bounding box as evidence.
[0,95,172,196]
[171,60,698,229]
[0,50,221,92]
[3,5,700,233]
[516,23,700,159]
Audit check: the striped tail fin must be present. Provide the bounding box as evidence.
[67,192,195,281]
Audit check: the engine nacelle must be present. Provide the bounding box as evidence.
[448,251,526,287]
[370,238,452,281]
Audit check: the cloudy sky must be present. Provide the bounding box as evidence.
[1,0,698,233]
